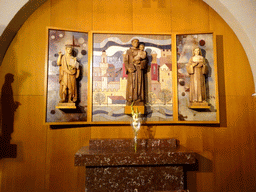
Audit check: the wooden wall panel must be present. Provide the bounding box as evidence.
[133,0,172,33]
[46,127,90,192]
[92,0,133,31]
[91,125,133,139]
[213,96,256,192]
[0,0,256,192]
[0,1,51,192]
[50,0,93,31]
[171,0,210,32]
[0,3,50,97]
[0,95,48,191]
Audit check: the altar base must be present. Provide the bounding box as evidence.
[75,139,196,192]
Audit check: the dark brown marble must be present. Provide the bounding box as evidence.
[154,190,189,192]
[86,166,184,192]
[75,139,196,192]
[89,138,177,150]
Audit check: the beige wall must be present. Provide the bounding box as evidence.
[0,0,255,191]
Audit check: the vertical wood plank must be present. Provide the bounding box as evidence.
[133,0,172,33]
[50,0,93,31]
[171,0,210,33]
[92,0,133,31]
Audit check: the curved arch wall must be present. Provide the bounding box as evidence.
[0,0,256,191]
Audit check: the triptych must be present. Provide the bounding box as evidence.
[45,28,219,124]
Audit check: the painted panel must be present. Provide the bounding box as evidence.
[45,29,88,123]
[92,33,172,122]
[177,33,217,121]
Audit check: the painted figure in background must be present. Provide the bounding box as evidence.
[57,45,80,103]
[186,47,208,106]
[124,39,148,106]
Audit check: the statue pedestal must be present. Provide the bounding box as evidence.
[189,102,210,109]
[124,105,145,114]
[75,139,196,191]
[55,102,76,109]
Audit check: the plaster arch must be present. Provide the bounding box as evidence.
[0,0,255,95]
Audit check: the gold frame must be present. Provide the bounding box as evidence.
[44,29,219,125]
[174,32,219,124]
[44,27,90,125]
[90,31,173,125]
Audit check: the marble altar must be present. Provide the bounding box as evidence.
[75,139,196,192]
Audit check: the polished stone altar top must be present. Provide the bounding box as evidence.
[75,139,196,167]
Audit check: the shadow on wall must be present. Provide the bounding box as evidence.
[216,35,227,127]
[185,153,213,192]
[0,73,21,158]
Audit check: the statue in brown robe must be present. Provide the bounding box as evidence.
[124,39,148,106]
[186,47,208,106]
[57,45,80,103]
